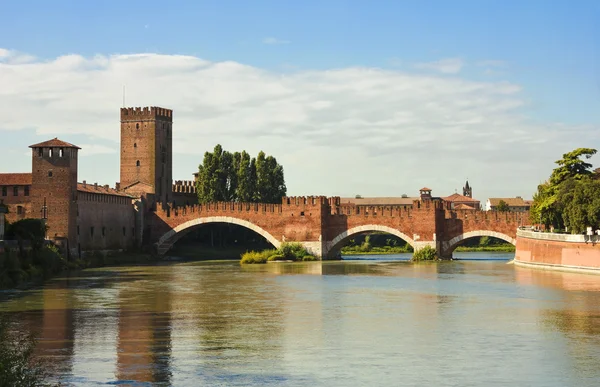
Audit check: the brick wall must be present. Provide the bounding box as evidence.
[77,192,136,252]
[31,147,78,248]
[0,184,32,223]
[120,107,172,205]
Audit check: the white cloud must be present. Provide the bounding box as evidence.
[0,49,597,201]
[414,58,464,74]
[263,37,290,45]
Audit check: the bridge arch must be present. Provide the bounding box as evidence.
[156,216,281,255]
[327,224,416,258]
[443,230,516,256]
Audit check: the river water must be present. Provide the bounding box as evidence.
[1,252,600,386]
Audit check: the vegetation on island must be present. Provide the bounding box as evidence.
[411,245,438,261]
[240,242,317,264]
[195,144,286,204]
[530,148,600,233]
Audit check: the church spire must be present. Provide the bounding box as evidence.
[463,179,472,198]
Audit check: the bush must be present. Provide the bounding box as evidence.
[0,316,52,386]
[240,243,314,264]
[240,249,277,264]
[267,254,285,261]
[279,242,308,260]
[412,246,438,261]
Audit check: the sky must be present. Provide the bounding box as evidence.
[1,0,599,202]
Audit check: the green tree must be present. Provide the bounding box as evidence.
[496,200,510,212]
[531,148,597,229]
[558,177,600,233]
[236,151,252,202]
[196,145,286,204]
[255,151,268,202]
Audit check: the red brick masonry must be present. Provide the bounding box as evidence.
[515,229,600,271]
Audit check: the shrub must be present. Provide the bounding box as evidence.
[301,255,317,261]
[240,249,276,264]
[267,254,285,261]
[412,246,438,261]
[279,242,308,260]
[0,316,52,386]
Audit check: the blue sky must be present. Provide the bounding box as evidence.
[0,0,599,201]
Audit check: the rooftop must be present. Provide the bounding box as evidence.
[29,138,81,149]
[443,193,480,202]
[0,173,33,185]
[77,182,133,198]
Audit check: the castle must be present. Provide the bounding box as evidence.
[0,106,197,257]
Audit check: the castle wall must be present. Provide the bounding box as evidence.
[77,190,136,252]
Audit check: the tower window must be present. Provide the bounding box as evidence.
[136,123,139,130]
[48,171,53,177]
[49,148,53,157]
[59,148,64,157]
[136,160,140,167]
[24,186,29,196]
[17,206,23,215]
[1,187,6,196]
[134,143,137,148]
[38,148,42,157]
[13,186,18,196]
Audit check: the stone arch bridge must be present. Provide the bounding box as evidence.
[146,196,527,259]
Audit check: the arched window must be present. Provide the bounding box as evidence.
[136,160,140,167]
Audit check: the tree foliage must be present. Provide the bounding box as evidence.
[496,200,510,212]
[530,148,598,232]
[196,145,286,204]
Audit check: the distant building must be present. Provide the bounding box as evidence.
[442,180,480,210]
[486,197,532,212]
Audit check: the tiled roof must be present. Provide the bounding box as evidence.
[488,197,532,207]
[0,173,32,185]
[443,193,479,202]
[29,138,81,149]
[77,183,133,198]
[340,197,418,206]
[454,203,477,210]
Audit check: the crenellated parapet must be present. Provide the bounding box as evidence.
[282,196,329,206]
[120,106,173,122]
[444,209,528,223]
[172,180,197,194]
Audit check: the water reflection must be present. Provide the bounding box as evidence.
[0,257,600,386]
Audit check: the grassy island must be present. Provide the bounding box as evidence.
[241,242,318,264]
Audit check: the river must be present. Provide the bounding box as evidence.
[1,252,600,386]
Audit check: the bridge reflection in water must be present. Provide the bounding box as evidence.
[2,259,600,386]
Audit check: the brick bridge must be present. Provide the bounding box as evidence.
[147,195,528,259]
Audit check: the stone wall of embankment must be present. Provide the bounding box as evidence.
[515,229,600,272]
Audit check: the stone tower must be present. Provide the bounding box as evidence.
[119,107,173,205]
[29,138,80,251]
[463,180,472,198]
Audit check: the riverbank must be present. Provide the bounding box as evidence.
[454,245,515,252]
[340,244,515,255]
[0,248,159,290]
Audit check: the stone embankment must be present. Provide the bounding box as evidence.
[515,229,600,273]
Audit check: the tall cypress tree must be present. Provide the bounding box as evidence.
[236,151,252,202]
[255,151,268,202]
